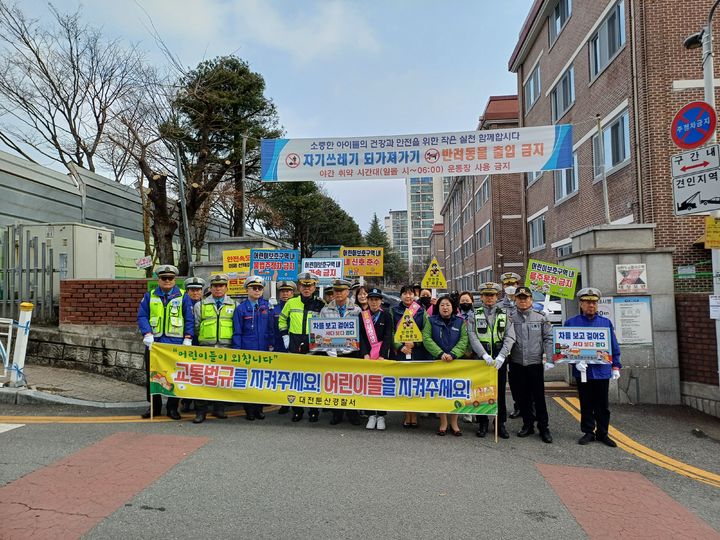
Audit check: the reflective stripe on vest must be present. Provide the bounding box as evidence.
[475,308,506,345]
[149,289,186,338]
[285,296,316,334]
[198,301,234,343]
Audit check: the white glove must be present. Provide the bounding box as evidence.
[576,361,587,373]
[182,338,192,346]
[482,353,494,366]
[494,355,505,370]
[612,369,621,380]
[327,349,337,357]
[544,362,555,371]
[143,334,154,348]
[282,335,290,349]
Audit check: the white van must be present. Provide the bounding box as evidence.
[532,291,562,325]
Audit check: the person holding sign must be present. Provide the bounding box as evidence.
[359,287,394,430]
[508,286,555,444]
[392,284,429,428]
[278,272,326,423]
[320,278,363,426]
[273,280,296,415]
[565,287,622,448]
[422,295,468,436]
[467,282,516,440]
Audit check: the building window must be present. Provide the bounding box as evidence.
[481,179,490,203]
[529,214,546,251]
[590,0,626,78]
[478,269,492,286]
[524,63,541,112]
[549,0,572,45]
[527,171,542,187]
[554,152,578,201]
[551,66,574,122]
[476,223,491,249]
[557,243,572,258]
[593,110,630,177]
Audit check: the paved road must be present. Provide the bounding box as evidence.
[0,398,718,539]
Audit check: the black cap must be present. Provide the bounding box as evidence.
[367,287,383,298]
[514,286,533,298]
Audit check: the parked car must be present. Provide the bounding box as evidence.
[532,291,562,325]
[381,292,400,311]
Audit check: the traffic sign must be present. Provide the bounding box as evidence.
[671,145,720,216]
[671,101,717,150]
[421,257,447,289]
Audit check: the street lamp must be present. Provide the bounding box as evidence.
[684,0,720,389]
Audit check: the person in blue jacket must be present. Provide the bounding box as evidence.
[232,275,274,421]
[273,280,296,414]
[137,264,194,420]
[564,287,622,447]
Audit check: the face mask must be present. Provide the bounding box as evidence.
[459,302,473,312]
[419,297,431,307]
[504,286,516,295]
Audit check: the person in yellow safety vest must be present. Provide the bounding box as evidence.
[499,271,523,420]
[137,264,194,420]
[180,276,206,413]
[467,282,516,440]
[278,271,325,423]
[191,273,236,424]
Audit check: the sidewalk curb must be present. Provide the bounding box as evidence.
[0,387,147,409]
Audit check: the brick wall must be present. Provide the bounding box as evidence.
[60,279,149,326]
[675,293,719,386]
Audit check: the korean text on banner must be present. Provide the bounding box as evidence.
[221,249,251,295]
[340,246,384,277]
[552,327,611,364]
[301,258,344,286]
[150,343,498,415]
[421,257,447,289]
[249,249,300,281]
[525,259,579,300]
[309,317,359,353]
[261,125,573,182]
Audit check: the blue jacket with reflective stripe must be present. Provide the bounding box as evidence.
[564,313,621,380]
[137,286,194,344]
[232,298,274,351]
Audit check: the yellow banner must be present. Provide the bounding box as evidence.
[340,246,384,277]
[150,343,498,415]
[705,216,720,249]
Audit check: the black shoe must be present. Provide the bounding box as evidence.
[476,423,488,438]
[308,413,319,423]
[540,429,553,444]
[167,409,181,421]
[245,413,256,421]
[597,435,617,448]
[498,424,510,439]
[578,433,595,445]
[192,412,206,424]
[141,408,152,419]
[212,411,228,419]
[509,409,521,419]
[291,412,303,422]
[180,400,193,413]
[278,406,290,414]
[517,425,535,437]
[255,411,266,420]
[329,414,342,425]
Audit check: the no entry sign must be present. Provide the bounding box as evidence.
[671,101,717,150]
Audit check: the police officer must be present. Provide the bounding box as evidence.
[274,280,296,415]
[467,282,516,439]
[137,264,194,420]
[192,274,236,424]
[233,275,274,421]
[500,271,522,419]
[181,276,205,412]
[320,278,363,426]
[565,287,622,447]
[278,271,325,422]
[508,286,555,443]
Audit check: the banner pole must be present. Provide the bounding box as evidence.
[495,418,498,443]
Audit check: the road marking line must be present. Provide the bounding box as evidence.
[0,423,23,433]
[554,396,720,488]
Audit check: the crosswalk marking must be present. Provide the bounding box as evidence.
[0,423,23,434]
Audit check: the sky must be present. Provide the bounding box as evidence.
[23,0,534,233]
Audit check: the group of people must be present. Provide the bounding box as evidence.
[137,266,622,446]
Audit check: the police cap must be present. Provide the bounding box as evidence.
[297,272,318,286]
[155,264,178,277]
[577,287,601,301]
[332,278,351,290]
[185,276,205,289]
[514,286,533,298]
[367,287,383,299]
[209,274,229,285]
[500,272,521,285]
[245,275,265,288]
[479,282,502,295]
[277,280,297,291]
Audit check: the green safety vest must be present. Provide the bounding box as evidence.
[280,295,316,335]
[198,300,235,343]
[149,289,186,338]
[475,307,507,346]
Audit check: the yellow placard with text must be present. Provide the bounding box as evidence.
[705,217,720,249]
[421,257,447,289]
[222,249,251,294]
[150,343,498,415]
[393,309,423,343]
[340,246,384,277]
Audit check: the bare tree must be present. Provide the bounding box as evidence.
[0,1,144,173]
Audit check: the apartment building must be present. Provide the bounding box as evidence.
[440,95,525,292]
[384,209,409,264]
[406,176,448,279]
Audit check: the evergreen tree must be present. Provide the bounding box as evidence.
[363,213,408,287]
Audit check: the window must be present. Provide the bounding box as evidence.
[476,223,491,249]
[557,244,572,258]
[554,152,578,201]
[478,269,492,286]
[593,110,630,176]
[529,215,546,251]
[549,0,572,44]
[527,171,542,187]
[481,179,490,203]
[590,1,626,78]
[551,66,574,122]
[524,63,541,112]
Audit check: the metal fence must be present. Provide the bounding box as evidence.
[0,225,56,322]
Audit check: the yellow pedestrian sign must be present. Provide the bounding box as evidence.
[393,309,423,343]
[421,257,447,289]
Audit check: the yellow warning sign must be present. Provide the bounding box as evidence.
[421,257,447,289]
[393,309,423,343]
[705,217,720,249]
